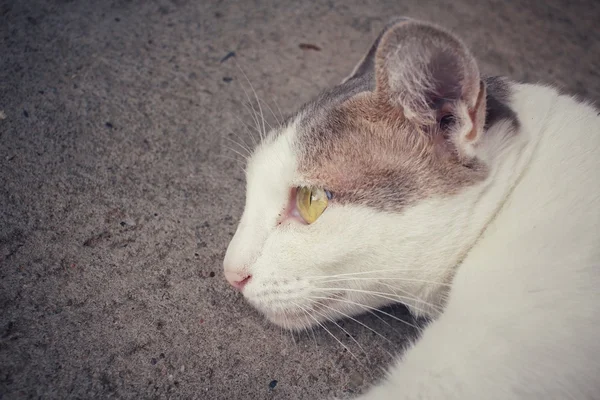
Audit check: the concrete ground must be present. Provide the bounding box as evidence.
[1,0,598,399]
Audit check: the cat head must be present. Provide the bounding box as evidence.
[223,19,494,330]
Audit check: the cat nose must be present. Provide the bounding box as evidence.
[224,270,252,291]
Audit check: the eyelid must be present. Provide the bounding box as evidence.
[277,187,306,225]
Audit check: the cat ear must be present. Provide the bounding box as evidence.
[373,19,487,160]
[341,17,410,84]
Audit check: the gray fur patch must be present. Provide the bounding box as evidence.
[483,76,520,130]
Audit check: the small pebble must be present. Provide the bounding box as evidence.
[151,358,157,365]
[269,380,278,389]
[299,43,322,51]
[180,365,185,373]
[105,122,113,129]
[222,77,233,83]
[23,109,29,118]
[0,110,6,120]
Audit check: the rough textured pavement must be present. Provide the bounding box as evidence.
[1,1,599,399]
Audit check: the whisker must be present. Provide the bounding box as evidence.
[309,306,370,362]
[240,100,262,137]
[317,276,452,288]
[308,296,420,330]
[283,313,297,345]
[293,302,361,364]
[377,281,444,313]
[232,61,291,171]
[260,98,281,126]
[308,300,396,359]
[232,114,259,147]
[307,268,432,279]
[223,146,249,162]
[225,127,255,153]
[271,96,285,122]
[222,136,251,157]
[233,67,263,141]
[315,287,435,315]
[235,62,268,140]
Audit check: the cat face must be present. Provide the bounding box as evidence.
[224,19,495,330]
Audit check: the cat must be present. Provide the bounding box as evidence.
[223,17,600,399]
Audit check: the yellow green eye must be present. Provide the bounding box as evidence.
[296,186,330,224]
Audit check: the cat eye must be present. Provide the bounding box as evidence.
[296,186,331,224]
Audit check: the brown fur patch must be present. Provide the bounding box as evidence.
[289,20,520,213]
[296,91,488,213]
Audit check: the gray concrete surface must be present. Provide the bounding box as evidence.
[1,0,599,399]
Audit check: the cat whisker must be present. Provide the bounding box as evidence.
[306,322,319,350]
[233,66,263,142]
[240,100,262,140]
[223,146,249,162]
[309,306,371,363]
[377,281,444,313]
[307,268,437,280]
[271,96,285,122]
[232,114,259,148]
[225,126,256,153]
[308,296,420,331]
[315,287,436,315]
[222,136,251,157]
[235,62,268,141]
[283,313,297,345]
[317,276,452,288]
[293,302,362,364]
[259,97,281,127]
[256,99,275,131]
[308,299,396,358]
[233,63,289,172]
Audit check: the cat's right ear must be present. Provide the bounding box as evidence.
[370,19,487,162]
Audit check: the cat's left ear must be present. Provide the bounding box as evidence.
[373,19,487,160]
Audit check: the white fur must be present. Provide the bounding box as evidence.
[224,83,600,398]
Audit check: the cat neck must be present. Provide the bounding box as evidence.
[415,81,558,316]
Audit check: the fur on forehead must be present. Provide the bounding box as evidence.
[294,19,489,212]
[295,91,487,212]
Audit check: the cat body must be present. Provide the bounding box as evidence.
[224,18,600,399]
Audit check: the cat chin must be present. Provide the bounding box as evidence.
[252,293,351,331]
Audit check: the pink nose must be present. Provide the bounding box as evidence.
[224,270,252,291]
